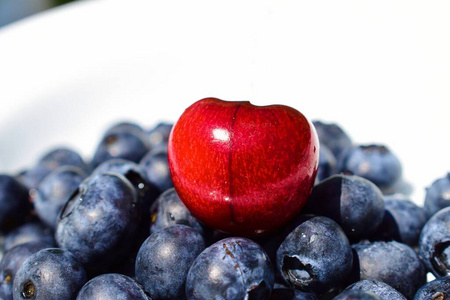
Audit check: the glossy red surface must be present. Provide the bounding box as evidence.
[168,98,319,236]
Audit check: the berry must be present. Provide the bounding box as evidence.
[135,225,205,299]
[276,216,353,294]
[186,236,274,300]
[304,174,385,241]
[12,248,87,300]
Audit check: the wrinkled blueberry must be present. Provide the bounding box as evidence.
[76,273,149,300]
[413,275,450,300]
[304,174,385,241]
[150,188,204,236]
[340,144,402,191]
[419,206,450,277]
[0,242,50,300]
[55,173,140,271]
[135,225,205,299]
[3,222,54,253]
[370,194,427,247]
[342,280,406,300]
[12,248,87,300]
[276,216,353,294]
[424,173,450,218]
[32,166,87,230]
[352,240,426,298]
[0,175,32,233]
[139,148,173,193]
[186,237,274,300]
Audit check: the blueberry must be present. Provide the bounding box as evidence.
[12,248,86,300]
[424,173,450,218]
[316,145,337,183]
[342,280,406,300]
[76,273,149,300]
[105,121,146,136]
[38,147,88,173]
[304,174,385,241]
[369,194,428,247]
[352,240,426,298]
[3,222,54,253]
[91,130,149,168]
[0,242,50,300]
[413,275,450,300]
[419,206,450,277]
[150,188,204,236]
[340,144,403,191]
[186,237,274,300]
[0,175,32,233]
[92,159,161,235]
[147,122,173,151]
[55,173,140,271]
[16,165,52,191]
[32,166,87,230]
[312,121,353,166]
[276,216,353,294]
[135,225,205,299]
[139,148,173,193]
[332,289,381,300]
[269,286,319,300]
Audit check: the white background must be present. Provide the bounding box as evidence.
[0,0,449,205]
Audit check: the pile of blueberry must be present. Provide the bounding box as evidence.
[0,119,450,300]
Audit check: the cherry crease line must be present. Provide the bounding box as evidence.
[228,103,242,226]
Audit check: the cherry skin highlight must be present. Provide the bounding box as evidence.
[168,98,319,236]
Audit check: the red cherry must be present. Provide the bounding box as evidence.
[168,98,319,236]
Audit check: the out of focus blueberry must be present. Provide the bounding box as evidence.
[76,273,149,300]
[312,121,353,167]
[135,225,205,299]
[276,216,353,294]
[55,173,140,271]
[16,165,52,191]
[0,175,32,233]
[12,248,87,300]
[352,240,426,298]
[139,148,173,193]
[340,144,402,191]
[91,130,149,168]
[186,237,274,300]
[3,222,54,252]
[32,166,87,230]
[150,188,204,236]
[0,242,50,300]
[304,174,385,241]
[147,122,173,151]
[424,173,450,218]
[105,121,146,136]
[38,147,88,172]
[316,145,337,183]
